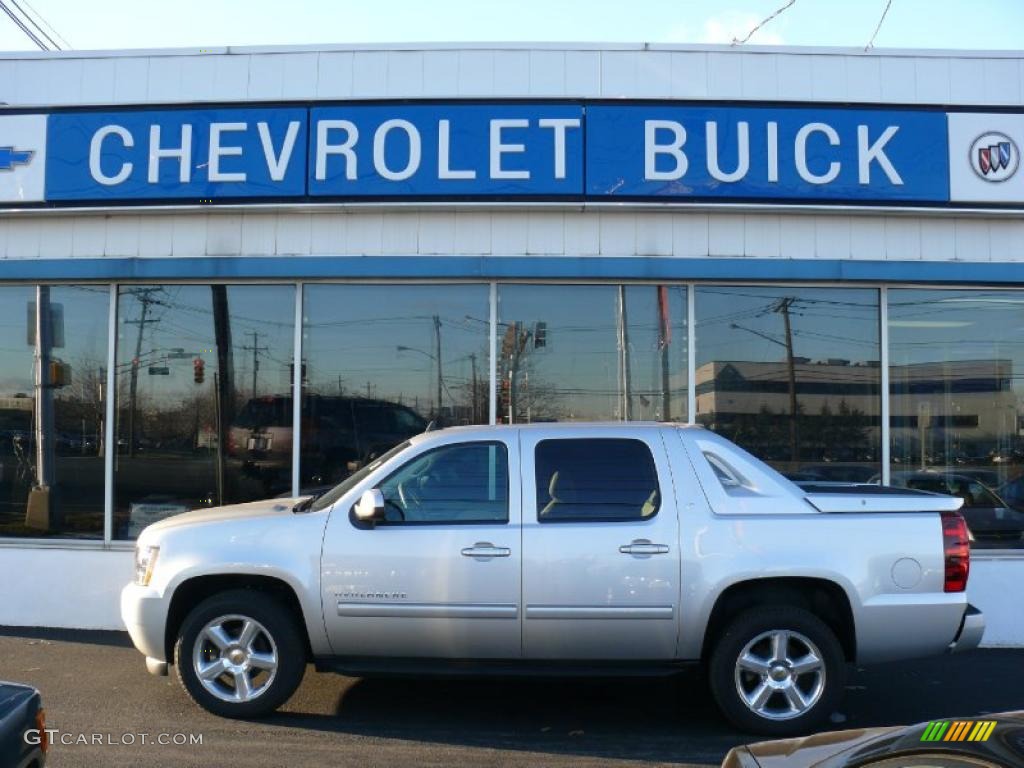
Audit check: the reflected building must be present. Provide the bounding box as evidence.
[696,356,1019,476]
[696,358,881,468]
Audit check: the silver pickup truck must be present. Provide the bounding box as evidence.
[121,423,984,735]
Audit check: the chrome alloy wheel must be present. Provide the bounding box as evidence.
[733,629,826,721]
[192,614,279,704]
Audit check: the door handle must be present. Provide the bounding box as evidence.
[619,539,670,556]
[461,542,511,558]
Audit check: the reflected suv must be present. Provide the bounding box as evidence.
[229,395,428,486]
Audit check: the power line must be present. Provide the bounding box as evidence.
[0,0,47,49]
[10,0,60,49]
[732,0,798,45]
[865,0,895,50]
[13,0,68,48]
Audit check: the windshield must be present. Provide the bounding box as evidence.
[309,440,413,512]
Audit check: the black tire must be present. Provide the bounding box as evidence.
[174,589,306,718]
[708,605,845,736]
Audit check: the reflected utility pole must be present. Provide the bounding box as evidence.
[33,286,55,488]
[125,288,161,458]
[433,315,443,421]
[617,286,633,421]
[505,322,531,424]
[731,300,800,464]
[657,286,671,421]
[241,331,268,400]
[211,286,234,507]
[469,353,478,423]
[773,297,799,464]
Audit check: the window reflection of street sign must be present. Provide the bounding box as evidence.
[918,402,932,428]
[128,501,189,538]
[534,321,547,348]
[26,302,65,348]
[148,366,170,376]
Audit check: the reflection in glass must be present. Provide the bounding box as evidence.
[302,284,490,488]
[114,285,295,539]
[0,285,109,538]
[496,285,688,423]
[695,286,880,480]
[377,442,509,524]
[889,290,1024,548]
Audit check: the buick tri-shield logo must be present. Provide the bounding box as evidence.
[969,131,1019,182]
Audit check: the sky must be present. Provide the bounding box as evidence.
[0,0,1021,53]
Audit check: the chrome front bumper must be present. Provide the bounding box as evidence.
[949,604,985,653]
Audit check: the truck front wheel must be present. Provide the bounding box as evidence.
[174,589,306,718]
[708,605,845,736]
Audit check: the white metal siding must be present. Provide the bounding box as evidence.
[0,210,1020,263]
[0,45,1020,107]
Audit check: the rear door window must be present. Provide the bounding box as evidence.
[535,438,660,522]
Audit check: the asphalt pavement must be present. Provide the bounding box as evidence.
[1,627,1022,768]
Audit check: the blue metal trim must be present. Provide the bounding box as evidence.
[0,256,1021,284]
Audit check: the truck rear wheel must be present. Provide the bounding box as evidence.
[174,589,306,718]
[708,605,845,736]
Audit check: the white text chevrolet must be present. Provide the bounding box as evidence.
[121,423,984,735]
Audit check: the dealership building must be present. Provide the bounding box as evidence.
[0,42,1023,643]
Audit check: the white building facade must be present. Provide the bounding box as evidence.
[1,42,1023,644]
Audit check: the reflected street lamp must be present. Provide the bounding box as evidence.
[396,344,442,419]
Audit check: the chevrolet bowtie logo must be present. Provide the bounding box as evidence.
[0,146,34,171]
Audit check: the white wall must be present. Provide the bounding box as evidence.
[0,209,1021,264]
[965,556,1024,647]
[0,44,1019,109]
[0,546,130,629]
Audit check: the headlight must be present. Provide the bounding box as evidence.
[134,545,160,586]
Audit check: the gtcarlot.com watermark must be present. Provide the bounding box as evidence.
[26,729,203,747]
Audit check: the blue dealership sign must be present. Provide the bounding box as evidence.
[7,100,1010,207]
[586,105,949,202]
[46,108,308,201]
[308,104,584,197]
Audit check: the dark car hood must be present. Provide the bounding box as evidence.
[0,682,35,713]
[728,712,1024,768]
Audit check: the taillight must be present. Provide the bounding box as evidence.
[35,707,48,754]
[942,511,970,593]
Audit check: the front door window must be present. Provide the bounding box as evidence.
[378,442,509,524]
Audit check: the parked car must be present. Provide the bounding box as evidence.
[995,473,1024,512]
[885,471,1024,549]
[0,681,47,768]
[785,464,878,484]
[228,394,428,485]
[722,711,1024,767]
[121,424,983,736]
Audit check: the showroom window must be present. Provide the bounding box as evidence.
[0,285,109,539]
[694,286,881,481]
[889,290,1024,549]
[302,284,491,489]
[496,285,688,423]
[113,285,295,539]
[5,278,1020,550]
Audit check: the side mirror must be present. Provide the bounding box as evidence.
[353,488,385,523]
